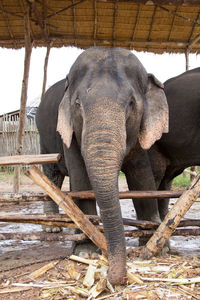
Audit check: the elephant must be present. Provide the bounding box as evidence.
[124,67,200,239]
[36,47,168,285]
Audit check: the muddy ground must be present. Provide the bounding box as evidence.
[0,174,200,299]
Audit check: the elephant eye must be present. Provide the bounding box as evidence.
[129,100,135,109]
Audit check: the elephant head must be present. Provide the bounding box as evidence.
[57,47,168,285]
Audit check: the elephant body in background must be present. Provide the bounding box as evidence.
[127,67,200,227]
[36,47,168,284]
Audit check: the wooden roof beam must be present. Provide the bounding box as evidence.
[148,5,157,41]
[187,9,200,47]
[112,0,118,47]
[93,0,97,46]
[46,0,86,19]
[131,3,141,46]
[167,6,178,42]
[72,0,77,46]
[26,0,49,40]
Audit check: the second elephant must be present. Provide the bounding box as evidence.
[36,47,168,285]
[125,67,200,236]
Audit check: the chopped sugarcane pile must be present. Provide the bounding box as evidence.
[0,249,200,300]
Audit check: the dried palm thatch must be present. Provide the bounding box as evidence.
[1,0,200,54]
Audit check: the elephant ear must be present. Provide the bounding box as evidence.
[57,78,73,148]
[138,73,169,150]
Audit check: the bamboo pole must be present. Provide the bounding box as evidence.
[13,8,32,193]
[26,166,108,255]
[185,49,197,182]
[0,153,61,166]
[0,213,199,230]
[41,43,52,99]
[0,190,184,202]
[141,174,200,259]
[0,213,159,229]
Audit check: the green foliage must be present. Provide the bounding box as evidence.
[172,173,190,188]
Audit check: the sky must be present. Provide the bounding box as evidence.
[0,46,200,115]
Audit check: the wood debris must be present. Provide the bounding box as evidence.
[0,252,200,299]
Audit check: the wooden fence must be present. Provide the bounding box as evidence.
[0,114,40,159]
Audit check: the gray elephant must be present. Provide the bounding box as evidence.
[36,47,168,285]
[124,67,200,236]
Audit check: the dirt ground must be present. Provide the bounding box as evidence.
[0,174,200,299]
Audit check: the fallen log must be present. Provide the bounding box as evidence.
[26,166,108,255]
[141,174,200,259]
[0,213,158,229]
[125,228,200,237]
[0,213,199,229]
[1,227,200,242]
[0,190,184,202]
[0,153,61,166]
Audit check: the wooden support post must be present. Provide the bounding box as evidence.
[13,8,32,193]
[141,174,200,259]
[41,43,52,99]
[26,166,108,255]
[185,49,197,182]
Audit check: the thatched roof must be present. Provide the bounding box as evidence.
[1,0,200,54]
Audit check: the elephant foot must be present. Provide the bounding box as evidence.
[74,240,101,259]
[42,225,62,233]
[107,255,127,285]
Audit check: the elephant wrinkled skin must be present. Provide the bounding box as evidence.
[36,47,168,285]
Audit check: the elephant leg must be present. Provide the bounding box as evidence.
[122,147,161,246]
[63,142,98,257]
[42,163,65,232]
[147,145,170,222]
[157,179,171,221]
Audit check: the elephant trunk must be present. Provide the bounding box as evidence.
[82,114,127,284]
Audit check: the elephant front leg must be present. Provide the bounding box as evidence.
[64,143,99,258]
[122,148,161,246]
[42,163,65,233]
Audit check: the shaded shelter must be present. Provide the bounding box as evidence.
[1,1,200,53]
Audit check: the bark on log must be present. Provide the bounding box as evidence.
[141,174,200,259]
[1,228,199,243]
[125,228,200,237]
[0,154,61,166]
[0,213,159,229]
[0,213,200,232]
[0,189,184,202]
[1,213,199,229]
[26,166,108,255]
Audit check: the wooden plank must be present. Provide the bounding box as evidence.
[0,153,61,166]
[26,166,108,255]
[141,174,200,259]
